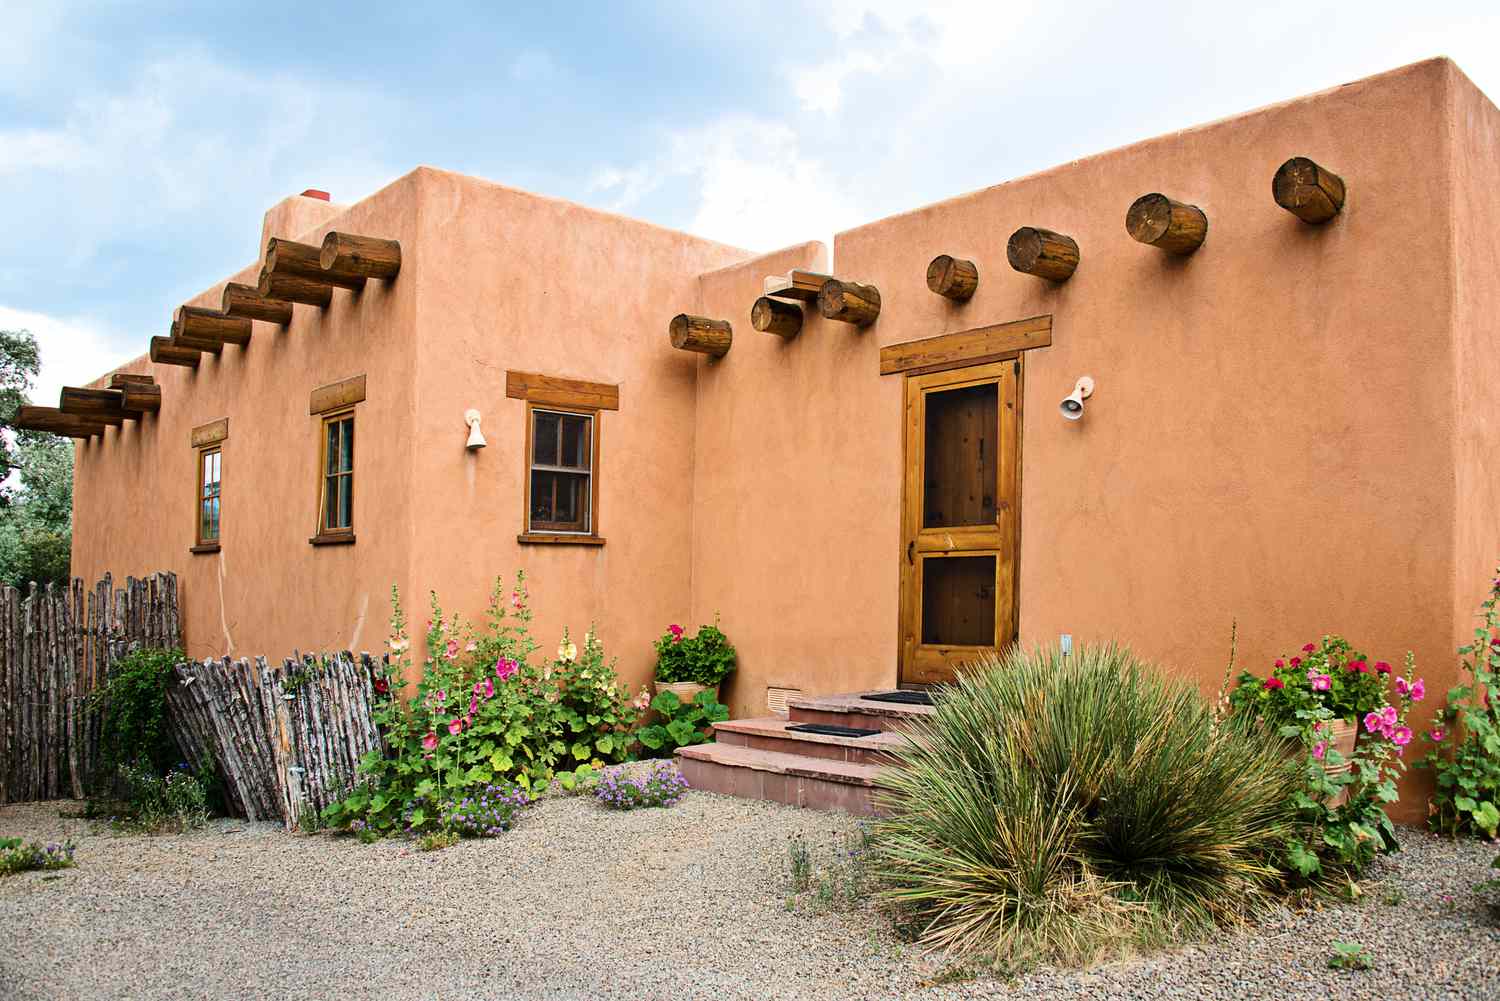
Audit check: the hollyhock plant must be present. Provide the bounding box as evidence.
[422,731,438,752]
[448,717,463,736]
[1263,677,1285,690]
[495,657,518,681]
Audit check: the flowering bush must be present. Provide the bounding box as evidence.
[0,837,76,876]
[1419,566,1500,838]
[105,760,211,834]
[441,783,533,835]
[636,689,727,756]
[653,619,737,687]
[325,572,647,839]
[593,762,688,810]
[1228,635,1388,728]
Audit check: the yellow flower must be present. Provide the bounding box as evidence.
[559,640,578,663]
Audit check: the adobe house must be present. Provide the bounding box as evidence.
[30,58,1500,817]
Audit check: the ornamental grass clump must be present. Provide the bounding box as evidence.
[593,762,688,810]
[871,644,1303,967]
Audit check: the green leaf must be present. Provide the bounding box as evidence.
[409,807,426,827]
[666,719,698,746]
[370,794,388,813]
[638,726,665,750]
[467,765,493,784]
[414,779,436,799]
[595,735,614,755]
[490,751,514,773]
[571,741,591,761]
[1288,840,1321,877]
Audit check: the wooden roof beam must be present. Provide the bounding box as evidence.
[266,238,365,291]
[150,336,200,368]
[59,387,127,425]
[109,373,154,387]
[222,282,294,324]
[177,306,250,347]
[11,405,105,438]
[669,314,732,357]
[764,270,834,302]
[320,232,401,280]
[118,380,162,414]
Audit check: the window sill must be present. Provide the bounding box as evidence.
[309,532,356,547]
[189,542,221,555]
[517,533,606,547]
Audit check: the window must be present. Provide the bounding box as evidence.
[524,405,601,540]
[314,411,355,543]
[195,447,221,549]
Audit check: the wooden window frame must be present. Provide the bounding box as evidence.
[190,445,222,554]
[311,408,357,546]
[519,402,605,546]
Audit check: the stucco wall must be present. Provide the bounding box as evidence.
[398,168,749,692]
[72,179,425,660]
[1451,64,1500,686]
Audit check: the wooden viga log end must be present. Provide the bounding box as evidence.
[926,255,978,300]
[258,266,334,308]
[320,232,402,280]
[1006,228,1079,281]
[750,296,802,338]
[1273,157,1346,224]
[177,305,251,347]
[817,279,881,327]
[265,238,364,293]
[1126,193,1207,255]
[222,282,294,325]
[150,336,201,368]
[669,314,732,357]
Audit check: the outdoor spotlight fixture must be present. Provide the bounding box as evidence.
[464,409,487,450]
[1059,376,1095,421]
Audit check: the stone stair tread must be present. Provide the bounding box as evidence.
[714,716,908,749]
[788,691,937,719]
[677,741,886,787]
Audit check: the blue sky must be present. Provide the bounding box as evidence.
[3,0,1499,404]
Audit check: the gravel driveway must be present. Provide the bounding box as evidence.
[1,788,1496,1001]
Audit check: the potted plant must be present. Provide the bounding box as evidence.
[653,620,736,704]
[1229,634,1392,803]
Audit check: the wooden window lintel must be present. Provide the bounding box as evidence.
[506,370,619,411]
[879,314,1052,378]
[310,374,367,415]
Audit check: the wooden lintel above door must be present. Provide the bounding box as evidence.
[879,314,1051,377]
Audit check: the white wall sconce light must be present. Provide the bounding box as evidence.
[464,409,487,449]
[1059,376,1095,421]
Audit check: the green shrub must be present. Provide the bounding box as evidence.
[89,646,184,778]
[636,690,727,756]
[109,760,211,833]
[871,644,1303,966]
[0,837,76,876]
[325,574,645,839]
[1419,566,1500,838]
[652,620,737,686]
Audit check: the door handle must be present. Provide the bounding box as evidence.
[907,541,915,565]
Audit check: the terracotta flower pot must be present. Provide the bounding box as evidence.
[654,680,716,705]
[1321,718,1359,808]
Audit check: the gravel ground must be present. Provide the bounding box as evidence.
[1,783,1496,1001]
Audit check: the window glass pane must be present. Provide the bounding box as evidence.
[923,383,999,529]
[560,414,590,470]
[338,475,352,529]
[325,474,340,529]
[339,418,354,473]
[529,470,589,532]
[920,554,996,647]
[533,412,560,466]
[326,422,340,475]
[200,503,211,541]
[210,497,220,539]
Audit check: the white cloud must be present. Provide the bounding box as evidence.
[0,304,137,408]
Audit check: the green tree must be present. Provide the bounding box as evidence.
[0,328,73,589]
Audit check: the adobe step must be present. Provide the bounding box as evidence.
[787,691,936,733]
[712,716,905,765]
[676,741,886,817]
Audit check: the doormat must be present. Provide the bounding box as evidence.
[862,690,934,706]
[787,723,882,738]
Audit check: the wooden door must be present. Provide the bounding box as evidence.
[899,358,1022,685]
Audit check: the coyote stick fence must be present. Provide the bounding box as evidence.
[0,572,181,805]
[165,652,386,830]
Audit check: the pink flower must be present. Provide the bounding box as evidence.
[465,641,477,653]
[447,718,463,736]
[1391,726,1412,746]
[469,695,479,717]
[1394,676,1409,696]
[1364,711,1384,733]
[1429,726,1447,742]
[1311,674,1331,692]
[445,639,460,660]
[482,678,495,699]
[511,591,524,609]
[1348,659,1369,674]
[1290,657,1303,668]
[1409,679,1425,702]
[1381,705,1398,726]
[1312,741,1327,760]
[422,731,438,751]
[1374,661,1392,675]
[668,623,684,644]
[1302,643,1316,653]
[495,657,518,682]
[1262,678,1285,690]
[1274,658,1285,669]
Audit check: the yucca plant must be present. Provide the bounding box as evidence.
[871,644,1303,966]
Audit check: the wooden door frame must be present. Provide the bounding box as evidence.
[898,355,1023,685]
